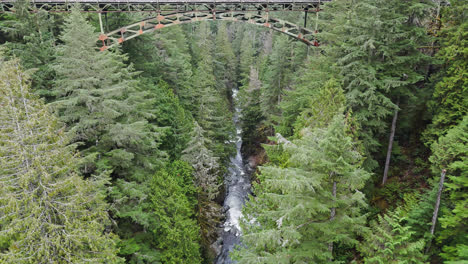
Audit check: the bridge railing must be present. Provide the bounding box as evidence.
[0,0,330,13]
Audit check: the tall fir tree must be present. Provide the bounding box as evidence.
[150,162,202,264]
[260,36,294,129]
[0,57,122,263]
[0,0,57,100]
[234,114,370,263]
[214,22,236,98]
[52,8,165,262]
[320,0,432,171]
[182,121,222,260]
[430,116,468,261]
[423,0,468,147]
[191,22,234,162]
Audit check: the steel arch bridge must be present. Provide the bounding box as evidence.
[0,0,331,50]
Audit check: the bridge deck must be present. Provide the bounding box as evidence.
[1,0,327,3]
[1,0,331,13]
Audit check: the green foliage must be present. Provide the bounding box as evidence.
[406,185,439,242]
[191,22,235,162]
[0,1,57,100]
[214,22,236,97]
[234,114,371,263]
[292,78,346,136]
[260,36,294,126]
[182,122,222,258]
[1,3,465,263]
[239,67,266,156]
[139,80,192,159]
[278,54,336,138]
[52,9,166,262]
[430,116,468,261]
[0,57,122,263]
[150,162,201,264]
[359,211,427,263]
[423,0,468,146]
[321,0,432,170]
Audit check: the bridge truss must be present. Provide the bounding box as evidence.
[0,0,330,50]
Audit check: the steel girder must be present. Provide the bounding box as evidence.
[0,1,328,13]
[98,11,318,50]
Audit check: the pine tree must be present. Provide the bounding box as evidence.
[182,121,222,259]
[214,22,236,97]
[321,0,432,170]
[0,57,122,263]
[182,121,221,200]
[234,114,370,263]
[277,53,334,137]
[359,211,427,263]
[406,186,440,242]
[0,0,56,100]
[423,0,468,147]
[138,80,192,160]
[191,22,234,162]
[260,36,293,128]
[52,9,165,262]
[239,66,266,156]
[126,26,195,110]
[150,162,202,264]
[238,26,257,87]
[430,116,468,261]
[292,78,346,136]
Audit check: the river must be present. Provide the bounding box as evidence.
[215,88,252,264]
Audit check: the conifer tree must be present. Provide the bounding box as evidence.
[127,26,194,110]
[182,121,222,258]
[423,0,468,147]
[430,116,468,261]
[321,0,431,170]
[406,186,441,242]
[239,66,266,156]
[359,211,427,263]
[238,26,257,87]
[214,22,236,97]
[277,54,332,137]
[260,36,293,128]
[52,9,164,262]
[191,22,234,162]
[0,0,56,100]
[150,162,202,264]
[139,80,192,159]
[234,114,370,263]
[0,57,122,263]
[292,78,346,135]
[182,121,221,199]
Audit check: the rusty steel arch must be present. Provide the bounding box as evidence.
[98,11,319,51]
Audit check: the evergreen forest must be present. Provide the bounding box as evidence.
[0,0,466,263]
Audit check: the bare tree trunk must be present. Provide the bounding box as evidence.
[328,181,336,261]
[382,98,400,185]
[426,169,447,254]
[426,0,441,79]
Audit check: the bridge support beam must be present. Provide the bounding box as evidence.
[100,11,317,50]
